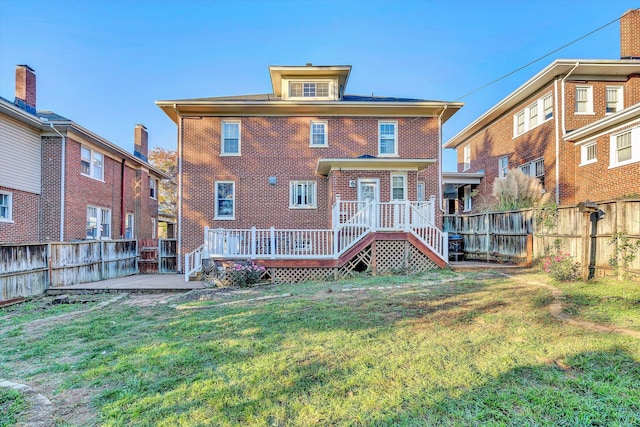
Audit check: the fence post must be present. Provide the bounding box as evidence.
[251,227,257,259]
[581,211,591,281]
[333,227,340,258]
[485,213,490,262]
[100,241,105,280]
[47,242,52,289]
[404,200,410,231]
[157,239,162,273]
[270,227,276,259]
[333,194,341,228]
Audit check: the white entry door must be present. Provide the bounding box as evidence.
[357,178,379,227]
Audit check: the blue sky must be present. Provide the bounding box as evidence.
[1,0,637,171]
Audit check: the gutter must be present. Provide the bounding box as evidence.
[175,105,183,273]
[558,62,580,204]
[49,123,66,241]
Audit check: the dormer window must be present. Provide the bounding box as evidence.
[288,81,331,99]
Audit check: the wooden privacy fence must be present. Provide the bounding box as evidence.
[0,239,178,301]
[534,199,640,279]
[443,210,534,265]
[138,239,177,273]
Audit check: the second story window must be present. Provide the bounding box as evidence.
[498,156,509,178]
[575,86,593,114]
[463,145,471,171]
[310,121,328,146]
[543,94,553,120]
[378,121,398,156]
[514,93,553,137]
[81,146,104,180]
[221,121,241,155]
[149,178,157,199]
[606,86,623,114]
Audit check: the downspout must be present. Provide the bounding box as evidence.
[120,159,126,238]
[437,105,448,214]
[558,62,579,204]
[175,105,183,273]
[49,124,66,241]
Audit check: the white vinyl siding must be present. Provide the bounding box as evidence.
[580,142,597,166]
[0,191,12,222]
[575,86,593,114]
[514,93,553,137]
[221,121,241,155]
[0,114,41,194]
[290,181,317,209]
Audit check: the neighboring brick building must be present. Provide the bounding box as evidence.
[0,65,167,243]
[443,9,640,211]
[157,64,463,277]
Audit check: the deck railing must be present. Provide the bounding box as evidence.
[185,199,446,280]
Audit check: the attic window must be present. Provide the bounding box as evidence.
[290,81,329,98]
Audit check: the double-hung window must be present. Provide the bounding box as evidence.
[515,112,525,135]
[519,158,545,187]
[606,86,623,114]
[86,206,111,239]
[529,103,538,127]
[463,145,471,171]
[310,121,328,147]
[215,181,235,219]
[575,86,593,114]
[81,146,104,180]
[498,156,509,178]
[391,173,407,200]
[125,213,134,239]
[149,178,157,199]
[290,181,317,209]
[580,142,597,165]
[514,93,553,136]
[463,185,472,212]
[221,121,241,155]
[615,131,632,163]
[543,94,553,120]
[0,192,12,222]
[378,121,398,156]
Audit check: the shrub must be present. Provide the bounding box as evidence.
[225,260,266,287]
[538,251,581,282]
[492,169,550,211]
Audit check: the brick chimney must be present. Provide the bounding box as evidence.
[15,65,37,114]
[621,9,640,59]
[134,124,149,161]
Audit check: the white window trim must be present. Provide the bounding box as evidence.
[606,86,624,115]
[463,185,472,212]
[309,120,328,147]
[513,92,554,137]
[80,145,105,181]
[149,178,157,199]
[575,85,594,115]
[463,145,471,171]
[498,156,509,178]
[390,172,408,201]
[286,79,334,100]
[417,182,425,202]
[289,180,317,209]
[221,120,241,156]
[609,127,639,169]
[125,212,134,239]
[579,141,598,166]
[0,191,13,223]
[214,181,236,220]
[86,205,112,240]
[378,120,398,157]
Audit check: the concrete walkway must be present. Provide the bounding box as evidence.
[47,274,203,294]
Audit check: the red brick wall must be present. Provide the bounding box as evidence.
[0,186,40,243]
[181,116,441,253]
[41,136,63,240]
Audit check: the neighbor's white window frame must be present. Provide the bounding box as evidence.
[463,144,471,171]
[575,85,594,114]
[606,86,624,114]
[80,145,104,181]
[289,180,317,209]
[86,205,111,240]
[221,120,241,156]
[463,185,472,212]
[378,120,398,157]
[214,181,236,220]
[417,181,426,202]
[498,156,509,178]
[543,93,553,120]
[609,127,639,168]
[149,177,157,199]
[309,120,328,147]
[514,92,554,137]
[125,212,134,239]
[390,172,408,201]
[580,141,598,166]
[0,191,12,222]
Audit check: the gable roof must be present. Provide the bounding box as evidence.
[443,59,640,149]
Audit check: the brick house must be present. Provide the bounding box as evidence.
[0,65,167,243]
[156,64,463,280]
[443,9,640,212]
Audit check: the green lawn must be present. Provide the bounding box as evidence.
[1,271,639,426]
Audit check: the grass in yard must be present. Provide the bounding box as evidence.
[555,277,640,331]
[0,388,27,426]
[1,271,639,426]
